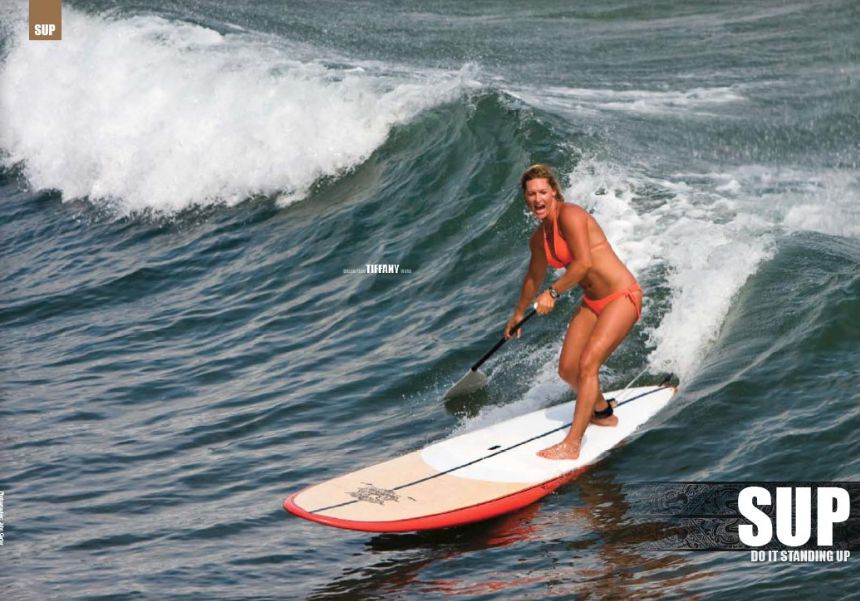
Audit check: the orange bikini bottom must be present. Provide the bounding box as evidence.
[582,283,642,321]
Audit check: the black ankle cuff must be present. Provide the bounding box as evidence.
[593,404,614,419]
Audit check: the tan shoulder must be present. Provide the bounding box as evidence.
[558,202,589,223]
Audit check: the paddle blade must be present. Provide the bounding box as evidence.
[444,369,488,399]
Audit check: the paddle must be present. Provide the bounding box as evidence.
[444,305,538,399]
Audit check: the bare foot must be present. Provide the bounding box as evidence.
[590,413,618,427]
[590,401,619,427]
[537,438,581,460]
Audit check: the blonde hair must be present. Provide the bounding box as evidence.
[520,164,564,201]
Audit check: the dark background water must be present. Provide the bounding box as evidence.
[1,1,859,599]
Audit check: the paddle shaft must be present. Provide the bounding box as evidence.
[469,309,537,372]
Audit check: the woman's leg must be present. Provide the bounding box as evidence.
[538,291,641,460]
[557,306,613,420]
[557,306,596,388]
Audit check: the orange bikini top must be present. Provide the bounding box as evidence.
[542,211,608,269]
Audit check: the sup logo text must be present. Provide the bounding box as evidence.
[738,486,850,547]
[33,24,57,37]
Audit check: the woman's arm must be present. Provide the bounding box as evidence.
[505,231,547,338]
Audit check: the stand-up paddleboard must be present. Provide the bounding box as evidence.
[284,383,676,532]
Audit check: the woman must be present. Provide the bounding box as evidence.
[504,164,642,460]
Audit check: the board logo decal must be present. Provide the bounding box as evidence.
[348,483,415,506]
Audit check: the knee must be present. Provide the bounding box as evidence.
[558,362,578,387]
[578,350,602,380]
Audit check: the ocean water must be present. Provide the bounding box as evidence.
[2,1,859,599]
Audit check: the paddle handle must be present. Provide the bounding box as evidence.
[469,307,537,372]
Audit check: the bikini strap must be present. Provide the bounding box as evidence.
[623,285,643,321]
[543,214,562,266]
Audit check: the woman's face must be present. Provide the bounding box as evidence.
[523,178,557,221]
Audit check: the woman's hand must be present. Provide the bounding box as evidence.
[535,289,556,315]
[504,313,525,339]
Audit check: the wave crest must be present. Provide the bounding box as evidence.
[0,9,476,214]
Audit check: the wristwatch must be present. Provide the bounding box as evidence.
[548,287,560,300]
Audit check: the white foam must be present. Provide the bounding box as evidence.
[507,85,745,117]
[669,166,860,239]
[735,166,860,239]
[645,213,774,379]
[0,8,476,214]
